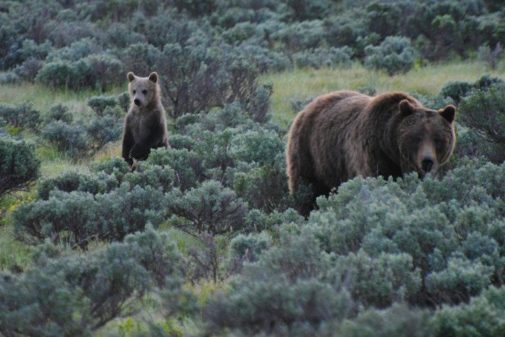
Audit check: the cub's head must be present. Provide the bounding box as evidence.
[127,72,160,108]
[397,99,457,177]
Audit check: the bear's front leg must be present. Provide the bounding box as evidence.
[122,127,135,165]
[129,143,150,161]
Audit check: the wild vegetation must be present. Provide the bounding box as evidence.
[1,0,505,336]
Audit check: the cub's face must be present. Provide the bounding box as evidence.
[397,100,456,177]
[127,72,159,108]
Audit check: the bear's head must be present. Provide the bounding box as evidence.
[397,99,456,177]
[127,72,160,108]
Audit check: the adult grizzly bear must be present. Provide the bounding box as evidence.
[122,72,169,166]
[286,90,456,214]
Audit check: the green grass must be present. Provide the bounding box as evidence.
[0,82,123,116]
[261,60,505,127]
[0,189,36,271]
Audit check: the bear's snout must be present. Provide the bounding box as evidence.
[134,98,141,106]
[421,157,434,173]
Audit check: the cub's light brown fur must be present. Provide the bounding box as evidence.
[122,72,169,165]
[286,90,456,215]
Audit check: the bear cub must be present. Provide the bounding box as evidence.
[122,71,169,165]
[286,90,457,215]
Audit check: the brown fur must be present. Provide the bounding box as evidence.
[122,72,169,165]
[286,90,456,214]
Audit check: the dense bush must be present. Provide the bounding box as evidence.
[228,231,272,273]
[41,120,90,158]
[36,53,123,90]
[272,20,325,52]
[439,75,505,103]
[87,95,118,115]
[44,104,74,124]
[41,100,122,159]
[459,82,505,144]
[0,228,186,336]
[432,286,505,337]
[14,185,166,248]
[364,36,417,75]
[338,304,433,337]
[13,58,43,82]
[0,137,40,194]
[0,103,41,130]
[1,0,504,82]
[293,47,353,69]
[205,225,354,336]
[155,43,269,118]
[166,180,248,235]
[37,171,117,199]
[86,114,122,149]
[204,160,505,335]
[35,60,82,89]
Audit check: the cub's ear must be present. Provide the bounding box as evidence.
[399,99,415,116]
[148,72,158,83]
[440,104,456,123]
[127,72,135,82]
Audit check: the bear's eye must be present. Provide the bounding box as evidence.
[142,90,148,95]
[133,90,136,94]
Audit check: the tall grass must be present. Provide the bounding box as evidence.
[261,60,505,127]
[0,82,124,115]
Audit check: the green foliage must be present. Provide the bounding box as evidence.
[459,82,505,144]
[41,99,122,159]
[364,36,416,75]
[155,43,267,119]
[205,225,354,336]
[339,304,433,337]
[0,228,185,336]
[86,114,122,149]
[120,43,162,76]
[0,136,40,195]
[146,148,204,191]
[13,58,44,82]
[331,252,421,308]
[36,60,83,89]
[228,231,272,272]
[41,120,90,158]
[204,160,505,335]
[36,53,123,90]
[439,81,473,104]
[45,104,74,124]
[0,72,21,85]
[166,180,248,235]
[0,103,41,130]
[432,286,505,337]
[14,185,166,248]
[273,20,325,52]
[173,0,217,17]
[37,171,117,199]
[87,95,118,115]
[293,47,353,69]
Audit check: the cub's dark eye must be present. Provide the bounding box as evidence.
[133,90,136,94]
[142,90,147,95]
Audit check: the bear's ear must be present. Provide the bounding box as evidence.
[148,72,158,83]
[127,72,135,82]
[440,105,456,123]
[399,99,415,116]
